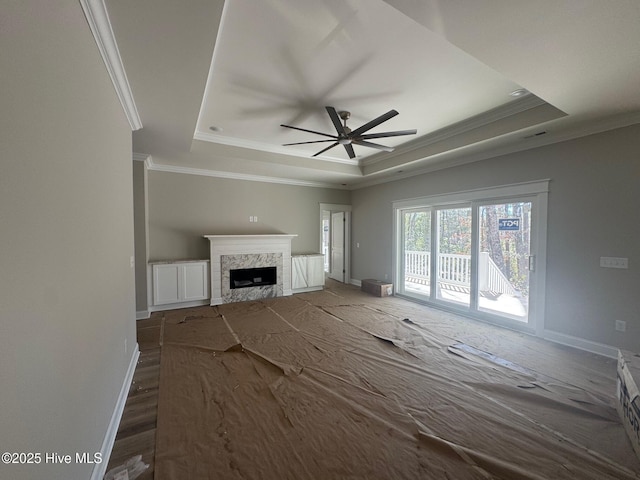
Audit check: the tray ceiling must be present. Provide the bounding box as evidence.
[105,0,640,188]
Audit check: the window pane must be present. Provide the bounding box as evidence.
[435,207,472,307]
[403,210,431,297]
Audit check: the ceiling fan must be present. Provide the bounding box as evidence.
[281,106,417,159]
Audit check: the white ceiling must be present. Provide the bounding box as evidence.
[106,0,640,189]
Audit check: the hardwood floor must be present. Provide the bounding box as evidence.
[106,315,162,479]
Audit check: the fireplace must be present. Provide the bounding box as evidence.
[205,234,297,305]
[230,266,277,289]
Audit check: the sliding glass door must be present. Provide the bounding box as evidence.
[477,201,532,322]
[435,206,472,307]
[395,182,547,332]
[401,208,432,298]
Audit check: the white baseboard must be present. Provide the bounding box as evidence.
[148,299,210,312]
[350,279,362,287]
[90,343,140,480]
[136,310,150,320]
[541,329,618,359]
[292,286,324,294]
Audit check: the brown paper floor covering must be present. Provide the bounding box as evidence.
[154,280,640,479]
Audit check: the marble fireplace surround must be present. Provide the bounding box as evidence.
[204,234,297,306]
[222,253,282,304]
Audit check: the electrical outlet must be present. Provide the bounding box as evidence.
[600,257,628,269]
[615,320,627,332]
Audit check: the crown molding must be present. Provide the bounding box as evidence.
[193,131,359,166]
[361,95,548,167]
[132,152,151,168]
[350,110,640,190]
[132,152,149,162]
[145,156,348,190]
[137,110,640,192]
[80,0,142,131]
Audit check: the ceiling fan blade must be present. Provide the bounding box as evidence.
[349,109,399,137]
[359,129,417,140]
[282,139,337,146]
[325,106,347,136]
[352,139,394,152]
[280,124,337,139]
[343,143,356,159]
[312,142,339,157]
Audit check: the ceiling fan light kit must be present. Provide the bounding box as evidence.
[281,106,417,159]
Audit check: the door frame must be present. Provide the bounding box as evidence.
[393,180,548,334]
[319,203,352,284]
[329,211,345,282]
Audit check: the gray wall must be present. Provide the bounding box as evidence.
[351,125,640,351]
[0,3,137,479]
[133,160,149,311]
[147,171,350,260]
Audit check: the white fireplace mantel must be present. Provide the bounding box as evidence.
[204,234,298,305]
[204,234,298,241]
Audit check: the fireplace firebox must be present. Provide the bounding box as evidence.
[230,266,277,289]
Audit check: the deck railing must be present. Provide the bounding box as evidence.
[404,251,516,295]
[405,250,431,283]
[438,253,472,286]
[477,252,516,295]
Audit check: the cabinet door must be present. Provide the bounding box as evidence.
[307,256,325,287]
[182,263,209,301]
[153,264,181,305]
[291,256,307,289]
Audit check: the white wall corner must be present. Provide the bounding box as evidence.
[90,343,140,480]
[80,0,143,131]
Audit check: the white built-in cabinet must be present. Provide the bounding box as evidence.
[292,254,325,293]
[150,260,210,310]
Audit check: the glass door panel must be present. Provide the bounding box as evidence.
[477,202,532,322]
[435,206,472,307]
[401,209,431,298]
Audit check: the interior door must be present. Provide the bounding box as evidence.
[329,211,345,282]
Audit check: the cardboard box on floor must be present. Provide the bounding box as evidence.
[617,349,640,460]
[361,279,393,297]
